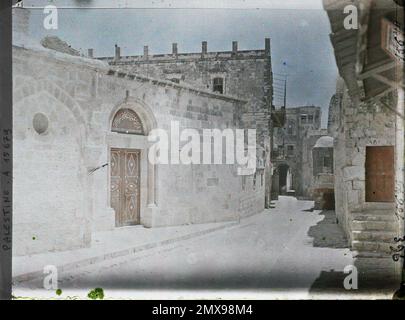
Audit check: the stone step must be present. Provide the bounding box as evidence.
[353,255,400,282]
[353,208,395,215]
[352,230,397,242]
[362,202,395,210]
[353,251,393,259]
[352,240,395,254]
[350,220,397,232]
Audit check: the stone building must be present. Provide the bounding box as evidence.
[324,0,404,284]
[12,8,273,256]
[312,136,335,210]
[271,106,330,199]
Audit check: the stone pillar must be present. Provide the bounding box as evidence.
[143,160,159,228]
[87,48,94,58]
[172,43,178,58]
[114,44,120,61]
[202,41,207,56]
[265,38,271,56]
[147,162,156,206]
[232,41,238,56]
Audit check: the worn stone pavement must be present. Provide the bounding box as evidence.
[13,196,396,299]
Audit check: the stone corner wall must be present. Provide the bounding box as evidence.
[332,85,397,239]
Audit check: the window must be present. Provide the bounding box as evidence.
[213,77,224,94]
[300,114,307,123]
[308,114,314,123]
[323,155,332,169]
[253,173,257,190]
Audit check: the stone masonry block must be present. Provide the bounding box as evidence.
[343,166,364,181]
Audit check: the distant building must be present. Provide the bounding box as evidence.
[271,106,330,199]
[312,136,334,210]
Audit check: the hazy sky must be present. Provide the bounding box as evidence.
[23,0,338,127]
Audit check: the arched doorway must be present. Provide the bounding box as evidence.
[108,101,157,228]
[110,109,144,227]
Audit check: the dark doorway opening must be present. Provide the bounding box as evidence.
[278,164,290,195]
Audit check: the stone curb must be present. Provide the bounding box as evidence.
[13,221,239,284]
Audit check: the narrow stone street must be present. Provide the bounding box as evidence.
[14,196,379,299]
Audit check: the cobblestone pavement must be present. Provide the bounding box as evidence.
[15,196,393,299]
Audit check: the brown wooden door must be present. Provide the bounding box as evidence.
[110,148,141,226]
[365,146,394,202]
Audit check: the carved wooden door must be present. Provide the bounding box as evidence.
[365,146,394,202]
[110,148,141,226]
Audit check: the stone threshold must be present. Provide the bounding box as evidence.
[12,220,238,284]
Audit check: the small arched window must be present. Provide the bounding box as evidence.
[111,108,144,135]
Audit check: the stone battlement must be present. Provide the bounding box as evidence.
[94,39,271,63]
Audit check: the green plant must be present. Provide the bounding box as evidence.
[87,288,104,300]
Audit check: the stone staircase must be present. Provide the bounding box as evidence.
[350,203,398,256]
[349,203,401,288]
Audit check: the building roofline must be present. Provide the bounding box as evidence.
[13,45,247,104]
[92,39,272,63]
[105,69,248,103]
[97,49,267,64]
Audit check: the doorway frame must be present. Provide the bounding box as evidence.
[106,98,158,227]
[110,147,142,227]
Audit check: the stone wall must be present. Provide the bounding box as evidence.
[312,146,334,210]
[331,85,397,238]
[12,42,265,255]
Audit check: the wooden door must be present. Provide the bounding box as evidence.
[110,148,141,226]
[365,146,394,202]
